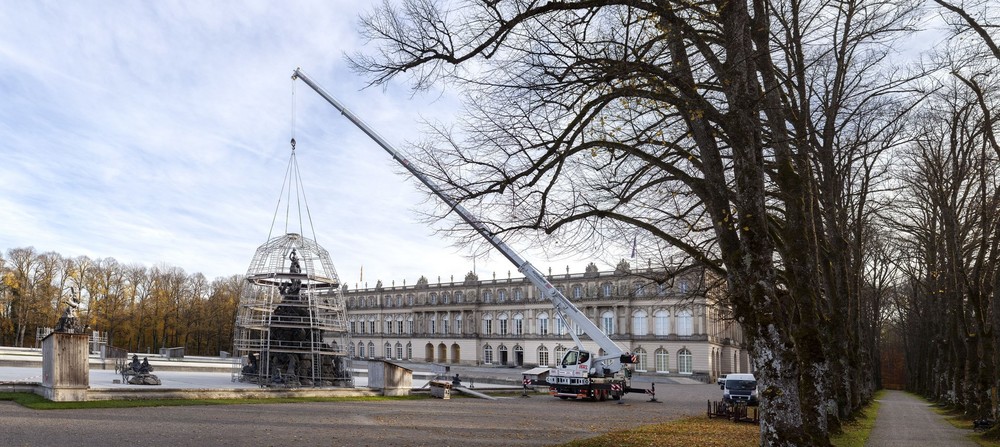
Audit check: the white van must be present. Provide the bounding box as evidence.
[721,373,758,405]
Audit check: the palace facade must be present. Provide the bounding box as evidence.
[342,262,750,381]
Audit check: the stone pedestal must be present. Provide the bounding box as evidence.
[40,332,90,401]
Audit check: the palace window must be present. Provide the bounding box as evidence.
[601,282,613,297]
[655,348,669,373]
[654,310,670,335]
[601,311,615,335]
[537,312,549,336]
[677,310,693,336]
[634,348,648,372]
[678,348,693,374]
[537,346,550,366]
[483,314,493,334]
[483,344,494,364]
[498,313,509,336]
[513,313,524,336]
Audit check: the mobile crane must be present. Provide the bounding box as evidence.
[292,68,645,401]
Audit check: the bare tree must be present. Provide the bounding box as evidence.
[349,0,921,443]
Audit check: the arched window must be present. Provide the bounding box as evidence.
[678,348,693,374]
[537,345,550,366]
[513,288,523,301]
[655,348,669,373]
[406,342,412,360]
[483,344,494,364]
[455,291,464,303]
[395,342,403,360]
[395,315,404,335]
[601,311,615,335]
[406,316,414,334]
[513,313,524,336]
[654,310,670,336]
[455,314,463,334]
[634,347,648,372]
[429,316,437,335]
[498,345,509,365]
[537,312,549,336]
[677,310,693,336]
[601,282,613,297]
[429,293,438,305]
[572,284,583,298]
[632,310,648,336]
[497,289,507,302]
[498,313,509,336]
[384,316,393,334]
[483,314,493,334]
[384,342,392,359]
[367,342,375,359]
[357,342,365,358]
[482,290,492,302]
[441,292,450,304]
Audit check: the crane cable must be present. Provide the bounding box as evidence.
[265,80,320,251]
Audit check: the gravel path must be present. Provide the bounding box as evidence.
[1,383,718,447]
[865,390,977,447]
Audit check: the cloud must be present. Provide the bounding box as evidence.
[0,0,604,284]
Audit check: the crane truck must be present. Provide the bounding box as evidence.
[292,68,647,401]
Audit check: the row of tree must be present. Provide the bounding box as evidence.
[345,0,999,445]
[0,247,240,357]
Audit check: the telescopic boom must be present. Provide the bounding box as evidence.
[291,68,630,365]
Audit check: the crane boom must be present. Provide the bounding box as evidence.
[291,68,628,362]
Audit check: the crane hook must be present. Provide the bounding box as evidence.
[290,138,296,151]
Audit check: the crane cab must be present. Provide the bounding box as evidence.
[559,348,593,371]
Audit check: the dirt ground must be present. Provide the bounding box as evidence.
[1,383,718,447]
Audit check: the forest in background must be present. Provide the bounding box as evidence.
[0,247,240,356]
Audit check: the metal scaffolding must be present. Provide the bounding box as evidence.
[232,232,353,387]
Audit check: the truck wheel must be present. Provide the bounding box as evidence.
[598,390,607,401]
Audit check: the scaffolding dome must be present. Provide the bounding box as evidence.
[245,232,340,288]
[232,232,353,387]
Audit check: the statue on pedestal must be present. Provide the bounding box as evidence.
[54,287,83,333]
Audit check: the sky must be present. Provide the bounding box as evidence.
[0,0,602,286]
